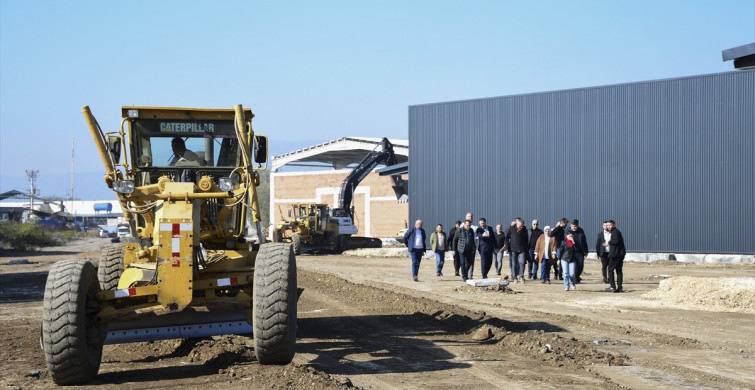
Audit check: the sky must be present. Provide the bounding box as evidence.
[1,0,754,200]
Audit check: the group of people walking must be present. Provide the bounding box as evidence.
[403,214,626,292]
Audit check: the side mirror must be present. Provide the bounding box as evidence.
[253,135,267,164]
[107,135,121,164]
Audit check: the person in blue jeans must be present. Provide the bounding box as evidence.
[558,232,578,291]
[506,218,529,283]
[493,224,507,276]
[564,219,589,283]
[430,224,447,277]
[403,219,427,282]
[527,219,543,279]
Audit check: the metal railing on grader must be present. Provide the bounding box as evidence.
[40,105,297,385]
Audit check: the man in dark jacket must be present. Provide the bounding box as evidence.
[527,219,543,280]
[507,218,529,283]
[475,218,496,279]
[595,221,611,284]
[603,220,626,292]
[549,218,568,246]
[549,218,568,280]
[447,221,462,276]
[403,219,427,282]
[453,220,476,282]
[565,219,589,283]
[505,219,516,279]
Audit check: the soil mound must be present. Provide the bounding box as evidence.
[642,276,755,313]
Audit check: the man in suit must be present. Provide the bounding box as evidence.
[596,221,612,284]
[475,218,497,279]
[602,220,626,292]
[403,219,427,282]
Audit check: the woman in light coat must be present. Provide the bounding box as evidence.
[533,225,558,284]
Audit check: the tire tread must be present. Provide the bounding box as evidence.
[253,243,297,364]
[97,244,125,290]
[42,260,103,385]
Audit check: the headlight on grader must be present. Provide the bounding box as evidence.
[218,177,238,191]
[113,180,135,194]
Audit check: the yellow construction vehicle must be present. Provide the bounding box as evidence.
[274,202,361,254]
[40,105,297,385]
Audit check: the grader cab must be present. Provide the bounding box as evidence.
[40,105,297,385]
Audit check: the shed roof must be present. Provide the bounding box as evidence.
[0,190,25,201]
[272,136,408,172]
[722,42,755,69]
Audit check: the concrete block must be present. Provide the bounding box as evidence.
[465,278,509,287]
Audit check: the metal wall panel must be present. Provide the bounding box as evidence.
[408,70,755,254]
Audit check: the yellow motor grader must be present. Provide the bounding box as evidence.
[274,203,356,254]
[41,105,297,385]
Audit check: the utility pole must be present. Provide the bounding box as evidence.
[26,170,39,217]
[70,138,75,211]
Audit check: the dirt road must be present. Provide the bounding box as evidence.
[1,238,753,389]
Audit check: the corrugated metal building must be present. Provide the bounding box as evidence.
[408,70,755,254]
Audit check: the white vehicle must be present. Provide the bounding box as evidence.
[117,224,131,238]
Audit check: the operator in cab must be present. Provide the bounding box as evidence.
[170,137,206,166]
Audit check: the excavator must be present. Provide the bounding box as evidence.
[274,137,407,254]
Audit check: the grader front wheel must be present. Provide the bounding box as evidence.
[42,260,105,385]
[252,243,297,364]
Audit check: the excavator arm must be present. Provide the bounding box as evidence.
[337,138,407,220]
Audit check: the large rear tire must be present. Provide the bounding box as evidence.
[252,243,297,364]
[98,244,125,290]
[291,233,301,255]
[42,260,105,385]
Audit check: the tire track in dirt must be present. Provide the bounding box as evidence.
[297,268,754,390]
[445,289,754,389]
[296,269,628,389]
[360,275,753,389]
